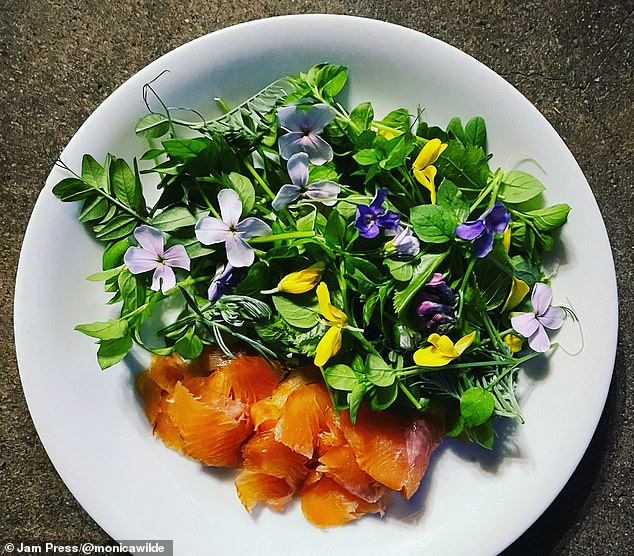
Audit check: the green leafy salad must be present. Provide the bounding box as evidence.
[53,63,572,448]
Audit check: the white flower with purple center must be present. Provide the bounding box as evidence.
[123,225,190,293]
[385,225,420,256]
[272,152,340,210]
[511,282,565,352]
[277,103,335,165]
[195,189,271,268]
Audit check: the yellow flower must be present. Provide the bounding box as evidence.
[412,138,448,204]
[314,282,348,367]
[502,226,512,253]
[378,127,397,140]
[277,262,326,294]
[503,333,524,354]
[501,277,530,312]
[413,331,476,367]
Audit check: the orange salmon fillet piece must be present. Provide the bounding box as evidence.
[235,470,294,513]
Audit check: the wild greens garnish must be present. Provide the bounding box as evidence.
[53,63,572,448]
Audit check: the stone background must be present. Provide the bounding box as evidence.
[1,1,632,554]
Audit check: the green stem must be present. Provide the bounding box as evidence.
[196,183,220,218]
[399,381,422,410]
[244,159,276,200]
[248,231,315,244]
[457,256,476,320]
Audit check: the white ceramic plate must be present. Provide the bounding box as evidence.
[15,15,617,556]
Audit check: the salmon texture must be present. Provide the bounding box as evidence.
[136,348,443,527]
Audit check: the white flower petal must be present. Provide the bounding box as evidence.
[224,234,255,267]
[531,282,553,316]
[538,306,565,330]
[235,217,272,239]
[527,324,551,352]
[162,244,190,271]
[511,312,540,338]
[134,225,165,257]
[124,246,158,274]
[218,188,243,226]
[151,265,176,293]
[195,216,230,245]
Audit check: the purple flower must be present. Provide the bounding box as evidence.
[207,263,245,302]
[195,189,271,268]
[277,103,335,165]
[455,202,510,258]
[385,225,420,256]
[510,282,564,352]
[354,188,400,239]
[124,225,190,293]
[272,152,340,210]
[415,273,458,332]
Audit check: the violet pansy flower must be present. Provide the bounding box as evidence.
[207,263,245,302]
[510,282,564,352]
[385,225,420,256]
[124,225,190,293]
[272,152,340,210]
[455,202,510,258]
[354,188,400,239]
[277,103,335,165]
[415,273,458,332]
[195,189,271,268]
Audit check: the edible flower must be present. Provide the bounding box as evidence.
[354,188,400,239]
[124,225,190,293]
[510,282,564,352]
[314,282,348,367]
[413,331,476,367]
[277,103,336,165]
[503,333,524,354]
[207,263,245,302]
[272,152,340,210]
[501,277,530,312]
[415,273,458,332]
[195,189,271,268]
[278,262,326,294]
[412,138,447,204]
[455,202,510,258]
[385,225,420,256]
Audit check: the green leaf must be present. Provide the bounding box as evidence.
[102,238,130,271]
[385,258,414,282]
[272,295,319,329]
[52,177,93,202]
[110,158,146,215]
[94,214,137,241]
[151,206,196,232]
[181,237,215,259]
[324,364,358,391]
[97,336,133,369]
[447,117,466,144]
[367,383,398,411]
[135,113,170,139]
[435,140,489,190]
[316,64,348,97]
[118,269,145,314]
[87,266,123,282]
[379,108,411,133]
[347,382,367,424]
[410,204,457,243]
[499,171,545,204]
[460,387,496,426]
[379,133,415,170]
[81,154,109,191]
[474,242,513,310]
[324,211,346,247]
[393,251,448,316]
[296,210,317,232]
[235,262,269,296]
[79,196,109,223]
[467,422,495,449]
[445,405,465,437]
[353,148,379,166]
[464,116,487,150]
[524,204,571,231]
[349,102,374,135]
[174,326,203,360]
[163,138,210,161]
[365,354,396,387]
[436,179,470,222]
[75,318,129,340]
[227,172,256,214]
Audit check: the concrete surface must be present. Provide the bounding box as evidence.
[1,1,632,554]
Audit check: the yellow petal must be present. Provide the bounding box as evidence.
[413,346,454,367]
[454,331,476,355]
[314,326,342,367]
[427,333,459,357]
[413,165,438,204]
[503,333,523,354]
[501,278,530,312]
[502,226,511,253]
[412,138,446,170]
[316,282,347,325]
[378,128,396,140]
[278,262,326,294]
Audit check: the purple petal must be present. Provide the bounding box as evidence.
[483,202,511,234]
[370,188,388,210]
[511,312,540,338]
[235,217,272,238]
[218,188,242,226]
[427,273,445,286]
[355,204,379,238]
[124,246,158,274]
[134,225,165,257]
[472,228,494,258]
[538,306,565,330]
[377,210,400,231]
[455,220,485,241]
[224,234,255,267]
[272,184,302,210]
[299,134,334,165]
[527,325,551,352]
[287,152,310,187]
[306,181,340,206]
[151,265,176,293]
[208,263,233,302]
[195,216,230,245]
[278,132,305,161]
[304,103,336,133]
[277,106,304,132]
[531,282,553,315]
[162,244,190,271]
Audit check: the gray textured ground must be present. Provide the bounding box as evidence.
[1,1,632,554]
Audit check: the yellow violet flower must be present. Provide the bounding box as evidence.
[502,226,512,253]
[412,138,448,204]
[503,333,524,354]
[276,262,325,294]
[413,331,476,367]
[501,277,530,312]
[314,282,348,367]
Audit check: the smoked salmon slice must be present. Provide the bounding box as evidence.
[235,470,294,513]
